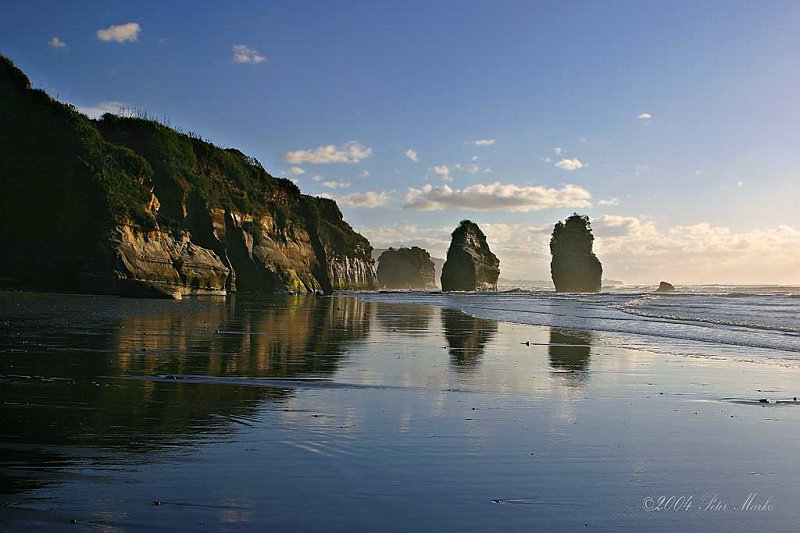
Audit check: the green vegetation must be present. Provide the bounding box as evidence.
[550,213,594,255]
[0,53,374,291]
[0,55,154,226]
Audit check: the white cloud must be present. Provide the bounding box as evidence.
[404,182,592,212]
[96,22,141,43]
[553,147,563,155]
[321,180,351,189]
[555,158,585,171]
[76,101,129,119]
[311,174,323,182]
[590,215,800,284]
[359,170,371,178]
[232,44,266,64]
[285,141,372,164]
[473,138,496,146]
[48,37,67,49]
[466,163,481,174]
[328,191,392,208]
[431,165,451,182]
[357,224,452,258]
[404,149,418,162]
[637,112,653,120]
[598,198,620,206]
[289,166,305,175]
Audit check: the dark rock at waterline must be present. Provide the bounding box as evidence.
[376,247,437,290]
[550,214,602,293]
[441,220,499,291]
[0,55,376,298]
[655,281,675,292]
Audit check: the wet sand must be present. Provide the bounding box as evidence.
[1,292,799,531]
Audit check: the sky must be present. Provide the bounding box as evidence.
[2,0,799,284]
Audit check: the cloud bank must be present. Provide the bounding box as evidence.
[285,141,372,164]
[324,191,391,208]
[403,182,592,212]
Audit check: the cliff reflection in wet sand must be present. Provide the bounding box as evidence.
[376,303,434,336]
[441,308,498,371]
[0,293,370,496]
[548,328,593,384]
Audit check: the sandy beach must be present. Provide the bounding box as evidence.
[1,291,798,531]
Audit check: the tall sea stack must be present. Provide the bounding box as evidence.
[376,247,437,290]
[441,220,499,291]
[550,214,602,292]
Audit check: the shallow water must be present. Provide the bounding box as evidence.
[1,291,799,531]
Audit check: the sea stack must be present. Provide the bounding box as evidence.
[655,281,675,292]
[376,247,437,290]
[550,214,602,292]
[441,220,499,291]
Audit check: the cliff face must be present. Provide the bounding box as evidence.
[441,220,499,291]
[550,214,602,292]
[0,56,375,297]
[376,247,437,290]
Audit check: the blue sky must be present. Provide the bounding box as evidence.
[3,0,799,283]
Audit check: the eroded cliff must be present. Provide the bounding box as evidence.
[0,55,376,297]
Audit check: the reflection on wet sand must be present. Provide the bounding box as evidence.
[548,328,593,385]
[376,303,434,335]
[441,308,498,371]
[0,294,371,496]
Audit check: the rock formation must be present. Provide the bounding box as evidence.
[0,55,376,298]
[373,249,445,287]
[441,220,499,291]
[550,214,602,292]
[376,247,437,289]
[655,281,675,292]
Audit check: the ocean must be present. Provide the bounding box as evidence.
[354,285,800,359]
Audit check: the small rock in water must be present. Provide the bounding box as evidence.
[759,398,769,404]
[152,500,161,506]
